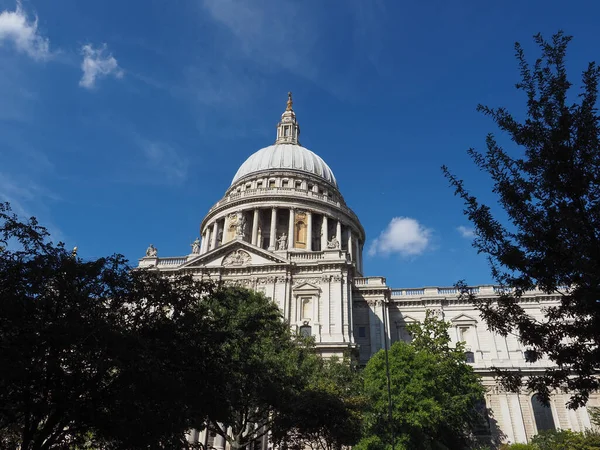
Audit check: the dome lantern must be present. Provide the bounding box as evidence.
[275,92,300,145]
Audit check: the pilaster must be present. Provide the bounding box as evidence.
[252,208,259,245]
[288,207,295,249]
[269,207,277,250]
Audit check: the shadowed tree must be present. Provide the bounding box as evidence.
[0,202,221,449]
[271,354,365,450]
[202,287,319,450]
[442,32,600,407]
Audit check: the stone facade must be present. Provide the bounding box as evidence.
[139,95,598,447]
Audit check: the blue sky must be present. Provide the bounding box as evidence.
[0,0,598,288]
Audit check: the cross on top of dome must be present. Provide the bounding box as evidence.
[275,92,300,145]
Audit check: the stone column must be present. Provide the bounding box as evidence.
[321,215,328,250]
[336,220,342,247]
[251,208,259,245]
[225,214,231,243]
[268,207,277,250]
[213,430,225,450]
[306,210,313,251]
[210,222,218,249]
[347,229,353,259]
[358,241,363,273]
[200,231,208,254]
[288,207,295,249]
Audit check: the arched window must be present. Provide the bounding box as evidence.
[532,394,556,432]
[295,220,307,249]
[299,322,312,337]
[465,351,475,364]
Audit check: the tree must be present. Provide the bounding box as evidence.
[358,311,485,450]
[442,31,600,407]
[0,202,221,449]
[201,286,318,450]
[271,354,366,450]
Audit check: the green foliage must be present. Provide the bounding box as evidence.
[358,310,485,450]
[0,202,220,449]
[201,286,316,450]
[442,31,600,408]
[498,428,600,449]
[530,429,600,449]
[501,444,536,450]
[272,354,366,450]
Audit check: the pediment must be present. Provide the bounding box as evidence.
[293,282,321,292]
[450,313,478,324]
[180,239,290,269]
[396,314,418,325]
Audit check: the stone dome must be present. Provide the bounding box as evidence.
[231,143,337,187]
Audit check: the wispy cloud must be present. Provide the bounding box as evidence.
[201,0,319,78]
[369,217,432,257]
[457,225,475,238]
[0,1,50,60]
[136,138,188,184]
[79,44,123,89]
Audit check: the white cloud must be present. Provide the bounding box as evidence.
[457,225,475,238]
[0,1,50,60]
[368,217,432,257]
[79,44,123,89]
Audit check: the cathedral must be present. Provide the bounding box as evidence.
[139,94,598,446]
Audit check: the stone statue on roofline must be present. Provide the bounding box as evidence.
[191,238,201,254]
[277,233,288,250]
[327,236,339,249]
[146,244,158,257]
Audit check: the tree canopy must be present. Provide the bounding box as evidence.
[442,31,600,408]
[271,354,365,450]
[358,310,485,450]
[0,202,223,449]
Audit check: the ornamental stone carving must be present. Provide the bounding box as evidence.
[191,238,201,254]
[292,278,322,285]
[277,233,288,250]
[145,244,158,257]
[223,249,251,266]
[257,276,277,284]
[327,236,339,249]
[235,211,247,237]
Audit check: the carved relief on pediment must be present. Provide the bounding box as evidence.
[293,278,322,285]
[223,249,251,266]
[257,276,277,284]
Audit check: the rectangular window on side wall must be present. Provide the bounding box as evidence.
[358,326,366,338]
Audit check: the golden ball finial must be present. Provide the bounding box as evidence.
[286,91,293,111]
